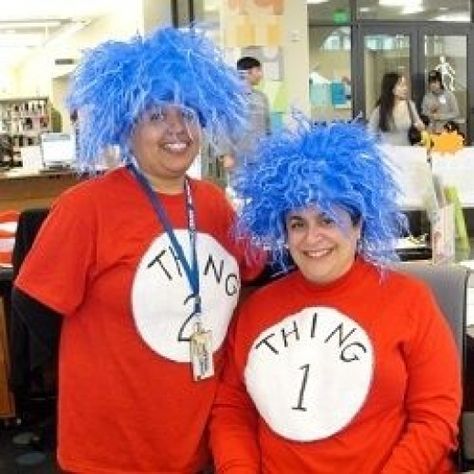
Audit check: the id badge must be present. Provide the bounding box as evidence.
[190,322,214,381]
[439,95,447,105]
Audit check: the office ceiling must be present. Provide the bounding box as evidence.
[0,0,118,69]
[0,1,471,69]
[308,0,470,24]
[0,0,117,21]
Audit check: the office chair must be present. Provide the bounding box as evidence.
[9,208,57,406]
[393,261,473,472]
[7,208,60,464]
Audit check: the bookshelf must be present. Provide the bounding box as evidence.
[0,97,51,165]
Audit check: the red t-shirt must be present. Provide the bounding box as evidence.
[16,167,263,473]
[210,259,461,473]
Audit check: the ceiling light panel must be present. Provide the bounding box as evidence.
[0,20,62,29]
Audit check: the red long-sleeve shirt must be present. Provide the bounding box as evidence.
[210,259,461,473]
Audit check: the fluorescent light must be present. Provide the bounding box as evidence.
[0,20,62,29]
[402,4,424,14]
[203,0,220,11]
[379,0,419,6]
[433,13,470,21]
[307,0,329,4]
[44,20,89,48]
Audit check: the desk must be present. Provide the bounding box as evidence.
[0,169,81,212]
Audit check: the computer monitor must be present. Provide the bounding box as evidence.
[40,132,75,169]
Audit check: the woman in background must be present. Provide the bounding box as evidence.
[368,72,424,145]
[422,69,459,134]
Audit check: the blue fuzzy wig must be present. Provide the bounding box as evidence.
[233,116,407,268]
[66,26,247,170]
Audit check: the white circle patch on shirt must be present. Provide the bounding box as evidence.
[245,306,374,442]
[131,230,240,362]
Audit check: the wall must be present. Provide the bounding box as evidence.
[14,53,52,98]
[0,68,20,98]
[141,0,173,33]
[283,0,309,115]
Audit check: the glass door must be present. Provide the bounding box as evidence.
[354,23,473,143]
[353,24,419,122]
[422,26,470,138]
[361,31,413,120]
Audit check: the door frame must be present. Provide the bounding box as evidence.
[353,22,474,143]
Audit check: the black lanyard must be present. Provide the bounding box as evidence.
[127,162,201,316]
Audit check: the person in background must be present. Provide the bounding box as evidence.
[422,69,459,134]
[12,26,264,473]
[368,72,424,146]
[218,56,271,171]
[210,118,461,473]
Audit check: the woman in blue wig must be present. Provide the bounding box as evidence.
[210,119,460,473]
[13,26,263,473]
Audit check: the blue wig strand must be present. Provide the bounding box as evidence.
[66,26,248,171]
[233,117,407,268]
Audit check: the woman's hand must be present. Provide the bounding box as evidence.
[415,121,425,131]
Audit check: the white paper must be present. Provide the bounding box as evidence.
[431,147,474,207]
[20,145,42,171]
[380,145,435,210]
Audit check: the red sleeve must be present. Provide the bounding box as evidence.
[381,285,461,473]
[210,314,261,474]
[15,188,96,315]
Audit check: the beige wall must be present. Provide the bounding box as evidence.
[0,68,20,98]
[283,0,310,115]
[141,0,173,34]
[15,53,51,98]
